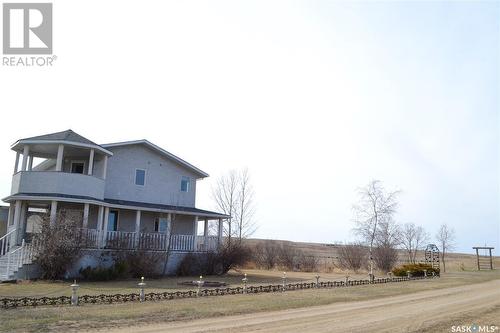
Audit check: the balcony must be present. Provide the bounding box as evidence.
[11,171,105,200]
[79,229,219,252]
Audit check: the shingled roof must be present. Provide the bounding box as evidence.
[20,129,99,146]
[11,129,113,156]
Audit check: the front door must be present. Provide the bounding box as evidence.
[107,210,118,231]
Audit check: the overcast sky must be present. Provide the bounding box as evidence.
[1,1,498,253]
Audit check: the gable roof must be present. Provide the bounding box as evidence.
[12,130,113,156]
[102,140,209,178]
[21,129,99,146]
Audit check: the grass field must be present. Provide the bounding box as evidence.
[0,269,499,333]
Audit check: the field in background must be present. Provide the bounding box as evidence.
[243,238,500,272]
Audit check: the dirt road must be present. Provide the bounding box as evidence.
[110,279,500,333]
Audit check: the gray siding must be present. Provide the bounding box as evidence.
[104,145,199,207]
[11,171,105,199]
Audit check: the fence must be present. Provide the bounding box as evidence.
[0,275,436,308]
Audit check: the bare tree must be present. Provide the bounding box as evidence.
[352,180,399,278]
[337,242,367,272]
[252,240,280,269]
[212,168,257,245]
[212,170,238,246]
[436,224,455,273]
[373,218,401,272]
[400,223,429,264]
[233,168,257,243]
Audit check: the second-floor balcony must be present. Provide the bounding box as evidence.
[11,171,105,199]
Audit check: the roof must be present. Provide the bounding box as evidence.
[3,193,228,218]
[102,140,209,178]
[12,130,113,156]
[20,129,99,146]
[104,198,229,218]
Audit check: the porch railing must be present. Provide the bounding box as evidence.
[77,229,219,252]
[0,229,16,256]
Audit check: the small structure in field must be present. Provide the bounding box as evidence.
[424,244,440,270]
[472,246,494,270]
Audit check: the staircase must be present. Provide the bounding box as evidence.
[0,230,37,281]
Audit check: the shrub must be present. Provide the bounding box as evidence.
[373,245,399,272]
[392,263,439,277]
[252,240,280,269]
[121,250,165,278]
[79,261,128,281]
[33,212,82,280]
[218,242,251,273]
[176,253,204,276]
[297,254,318,272]
[278,244,300,270]
[176,242,250,276]
[337,243,367,272]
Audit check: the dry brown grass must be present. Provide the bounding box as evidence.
[0,270,498,333]
[244,238,500,272]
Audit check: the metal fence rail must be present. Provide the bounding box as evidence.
[0,275,436,308]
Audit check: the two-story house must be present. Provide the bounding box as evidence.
[0,130,227,280]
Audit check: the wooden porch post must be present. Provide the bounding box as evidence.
[96,206,104,248]
[7,203,14,227]
[83,203,90,229]
[28,155,34,171]
[21,145,30,171]
[88,149,95,176]
[50,201,58,226]
[18,202,27,244]
[56,144,64,171]
[135,210,141,248]
[193,216,198,251]
[13,152,20,174]
[217,218,223,245]
[102,207,110,247]
[203,218,209,237]
[12,201,22,243]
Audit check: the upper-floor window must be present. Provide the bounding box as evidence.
[135,169,146,186]
[181,176,190,192]
[71,161,85,174]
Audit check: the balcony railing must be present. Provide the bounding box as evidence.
[11,171,105,199]
[78,228,219,252]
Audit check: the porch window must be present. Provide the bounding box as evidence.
[71,161,85,174]
[135,169,146,186]
[181,176,190,192]
[107,210,119,231]
[154,218,168,233]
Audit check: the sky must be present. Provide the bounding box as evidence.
[0,1,498,253]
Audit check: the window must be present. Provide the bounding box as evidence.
[135,169,146,186]
[71,161,85,174]
[154,218,168,233]
[181,176,190,192]
[107,210,119,231]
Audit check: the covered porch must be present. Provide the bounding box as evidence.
[4,198,225,253]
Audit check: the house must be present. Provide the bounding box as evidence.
[0,130,227,280]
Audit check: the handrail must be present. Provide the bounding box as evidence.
[2,238,38,280]
[0,229,16,256]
